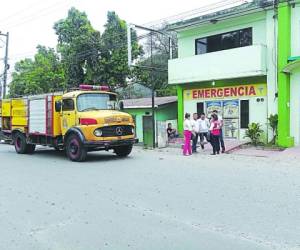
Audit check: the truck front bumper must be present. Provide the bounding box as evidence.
[83,138,138,148]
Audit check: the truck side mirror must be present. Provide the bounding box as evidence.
[55,101,62,112]
[119,101,124,111]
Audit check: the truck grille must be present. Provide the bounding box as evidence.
[101,125,133,137]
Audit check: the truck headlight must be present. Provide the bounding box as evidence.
[94,129,103,137]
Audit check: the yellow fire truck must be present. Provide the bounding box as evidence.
[0,85,137,161]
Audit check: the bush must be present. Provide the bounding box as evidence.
[245,123,264,146]
[268,114,278,145]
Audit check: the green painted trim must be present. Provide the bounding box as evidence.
[277,2,294,147]
[288,56,300,62]
[177,85,184,135]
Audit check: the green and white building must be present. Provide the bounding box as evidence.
[168,0,300,147]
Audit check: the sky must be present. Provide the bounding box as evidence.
[0,0,225,81]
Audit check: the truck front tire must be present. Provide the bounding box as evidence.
[65,134,87,162]
[114,145,133,157]
[14,132,35,154]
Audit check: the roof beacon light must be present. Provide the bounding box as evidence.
[79,84,110,91]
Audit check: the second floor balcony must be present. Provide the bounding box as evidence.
[168,45,267,84]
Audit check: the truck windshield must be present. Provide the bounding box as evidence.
[77,93,117,112]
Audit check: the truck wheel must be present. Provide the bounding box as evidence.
[14,133,27,154]
[114,145,133,157]
[66,134,87,162]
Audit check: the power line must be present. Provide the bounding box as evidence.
[2,0,77,30]
[142,0,249,28]
[0,0,45,24]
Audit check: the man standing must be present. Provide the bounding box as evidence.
[191,113,199,153]
[213,110,225,153]
[198,113,210,149]
[166,123,178,141]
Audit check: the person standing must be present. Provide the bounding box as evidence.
[183,113,192,156]
[213,110,225,153]
[191,113,199,153]
[198,113,210,149]
[209,114,221,155]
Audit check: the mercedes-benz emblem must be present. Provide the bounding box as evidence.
[116,127,123,136]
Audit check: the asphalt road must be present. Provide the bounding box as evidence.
[0,144,299,250]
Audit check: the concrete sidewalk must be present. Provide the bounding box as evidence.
[275,146,300,161]
[167,138,246,154]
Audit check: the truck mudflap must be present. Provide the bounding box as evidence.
[83,138,138,148]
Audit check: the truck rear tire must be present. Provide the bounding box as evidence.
[114,145,133,157]
[14,132,35,154]
[66,134,87,162]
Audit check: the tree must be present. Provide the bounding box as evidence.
[53,7,102,88]
[9,46,65,97]
[133,27,177,95]
[100,11,141,89]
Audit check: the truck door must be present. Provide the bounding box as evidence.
[61,98,76,135]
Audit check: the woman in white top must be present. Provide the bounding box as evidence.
[183,113,192,156]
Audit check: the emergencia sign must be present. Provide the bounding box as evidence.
[184,84,267,100]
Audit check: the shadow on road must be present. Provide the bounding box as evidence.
[32,148,127,163]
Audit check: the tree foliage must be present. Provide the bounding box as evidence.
[53,7,102,87]
[133,28,177,95]
[99,11,141,89]
[10,46,65,97]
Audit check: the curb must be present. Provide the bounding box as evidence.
[224,142,248,154]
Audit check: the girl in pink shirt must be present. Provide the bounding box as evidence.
[183,113,192,156]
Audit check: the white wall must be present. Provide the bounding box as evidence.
[291,5,300,56]
[290,72,300,145]
[289,4,300,145]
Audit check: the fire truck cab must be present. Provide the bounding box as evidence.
[0,85,137,161]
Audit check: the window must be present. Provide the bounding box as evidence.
[195,28,252,55]
[240,100,249,129]
[62,99,74,111]
[77,93,117,112]
[197,102,204,115]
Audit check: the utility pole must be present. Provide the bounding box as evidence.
[150,31,156,148]
[0,31,9,99]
